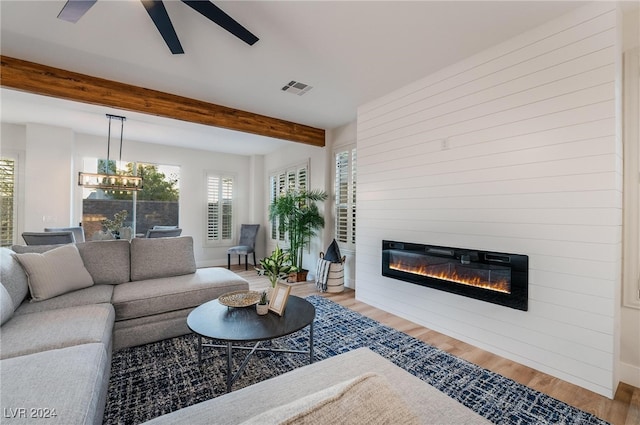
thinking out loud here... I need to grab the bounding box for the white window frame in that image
[205,171,235,247]
[333,145,356,251]
[268,160,309,243]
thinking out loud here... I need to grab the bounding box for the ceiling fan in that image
[57,0,259,54]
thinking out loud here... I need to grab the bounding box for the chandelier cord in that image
[118,117,124,164]
[106,115,112,174]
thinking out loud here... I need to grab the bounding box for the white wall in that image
[356,3,621,398]
[263,141,329,276]
[24,124,75,231]
[620,3,640,389]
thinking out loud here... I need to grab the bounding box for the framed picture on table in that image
[269,283,291,316]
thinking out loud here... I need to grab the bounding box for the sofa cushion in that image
[130,236,196,281]
[13,284,114,316]
[241,373,420,425]
[0,343,110,425]
[113,308,193,350]
[0,283,14,325]
[0,303,114,360]
[0,247,29,308]
[112,267,248,321]
[76,240,131,284]
[14,245,94,301]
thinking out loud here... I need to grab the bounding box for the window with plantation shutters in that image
[335,147,356,249]
[206,173,234,243]
[269,161,308,241]
[0,157,16,247]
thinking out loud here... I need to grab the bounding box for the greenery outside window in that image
[206,172,234,244]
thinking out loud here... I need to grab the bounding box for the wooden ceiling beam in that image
[0,56,325,147]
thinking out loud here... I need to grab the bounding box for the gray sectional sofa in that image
[0,235,488,425]
[0,236,249,425]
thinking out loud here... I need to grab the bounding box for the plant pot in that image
[92,230,115,241]
[119,226,133,241]
[256,303,269,315]
[288,269,308,283]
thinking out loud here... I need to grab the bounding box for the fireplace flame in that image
[390,261,511,294]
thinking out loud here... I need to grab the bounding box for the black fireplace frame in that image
[382,240,528,311]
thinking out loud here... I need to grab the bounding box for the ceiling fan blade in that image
[181,1,259,46]
[57,0,97,23]
[141,0,184,54]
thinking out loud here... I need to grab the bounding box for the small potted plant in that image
[256,290,269,315]
[256,245,297,288]
[103,210,128,238]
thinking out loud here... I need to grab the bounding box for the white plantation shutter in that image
[206,173,234,243]
[334,148,356,248]
[221,177,233,240]
[350,149,357,245]
[335,152,349,244]
[0,157,16,247]
[297,166,307,192]
[269,161,309,242]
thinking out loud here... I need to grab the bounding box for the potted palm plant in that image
[269,189,328,281]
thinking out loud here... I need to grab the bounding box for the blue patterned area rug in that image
[104,295,610,425]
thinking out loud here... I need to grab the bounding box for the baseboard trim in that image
[619,361,640,388]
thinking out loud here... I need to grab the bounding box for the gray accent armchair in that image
[227,224,260,270]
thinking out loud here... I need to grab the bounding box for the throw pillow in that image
[14,245,94,302]
[0,283,15,325]
[323,239,342,263]
[1,247,30,308]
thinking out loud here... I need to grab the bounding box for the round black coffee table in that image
[187,295,315,392]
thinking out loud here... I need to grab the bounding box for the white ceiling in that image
[0,0,594,155]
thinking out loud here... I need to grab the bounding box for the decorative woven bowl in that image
[218,290,262,308]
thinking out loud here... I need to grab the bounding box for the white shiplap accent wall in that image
[356,3,620,398]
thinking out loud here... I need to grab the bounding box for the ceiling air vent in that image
[282,80,313,96]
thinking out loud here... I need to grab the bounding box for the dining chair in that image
[22,231,76,245]
[44,226,85,243]
[227,224,260,270]
[145,228,183,238]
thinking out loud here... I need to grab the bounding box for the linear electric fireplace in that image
[382,240,528,311]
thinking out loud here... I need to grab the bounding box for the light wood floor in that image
[230,265,640,425]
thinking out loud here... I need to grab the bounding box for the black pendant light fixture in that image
[78,114,143,191]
